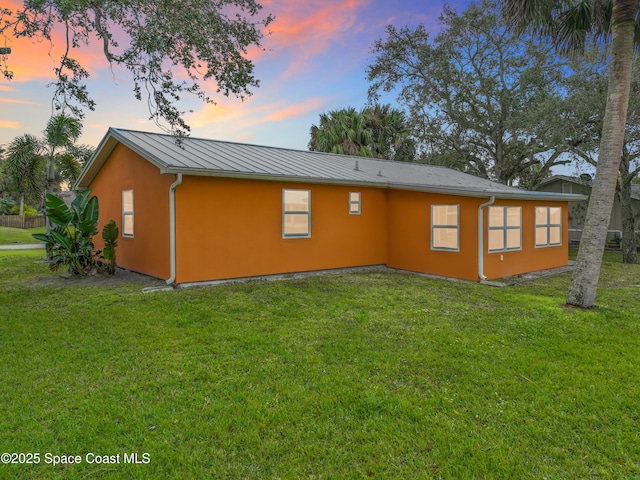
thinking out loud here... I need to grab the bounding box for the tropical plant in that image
[0,197,16,215]
[309,105,415,161]
[0,0,273,135]
[3,134,45,214]
[502,0,639,307]
[100,219,119,275]
[32,190,99,276]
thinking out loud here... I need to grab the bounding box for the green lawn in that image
[0,250,638,479]
[0,226,45,245]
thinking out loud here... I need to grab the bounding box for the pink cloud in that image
[0,97,40,105]
[260,0,371,77]
[0,120,21,129]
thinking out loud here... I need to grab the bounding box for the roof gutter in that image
[478,196,495,281]
[166,173,183,285]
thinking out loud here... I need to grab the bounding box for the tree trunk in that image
[566,0,637,308]
[618,178,638,263]
[19,195,24,216]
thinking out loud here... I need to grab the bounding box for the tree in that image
[0,0,274,136]
[564,46,640,264]
[502,0,638,307]
[2,116,91,212]
[367,0,571,186]
[309,105,415,161]
[3,134,45,215]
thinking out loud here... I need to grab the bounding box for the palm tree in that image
[309,105,415,161]
[502,0,638,308]
[4,134,45,215]
[44,114,83,196]
[309,107,375,157]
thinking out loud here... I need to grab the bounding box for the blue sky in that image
[1,0,474,151]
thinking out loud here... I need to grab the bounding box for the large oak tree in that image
[1,0,274,136]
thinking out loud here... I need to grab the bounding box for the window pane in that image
[489,207,504,227]
[506,207,520,227]
[433,228,458,250]
[506,228,521,249]
[433,205,458,226]
[349,202,360,214]
[549,207,561,225]
[349,192,360,203]
[535,227,548,246]
[489,229,504,251]
[123,190,134,212]
[535,207,547,226]
[549,226,561,245]
[284,190,309,212]
[123,213,134,236]
[283,213,309,236]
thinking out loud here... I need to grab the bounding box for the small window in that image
[488,206,521,252]
[535,206,562,247]
[122,190,134,238]
[349,192,361,214]
[431,205,459,251]
[283,189,310,238]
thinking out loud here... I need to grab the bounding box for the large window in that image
[283,189,310,238]
[349,192,361,215]
[431,205,459,251]
[122,190,134,238]
[535,206,562,247]
[488,206,521,252]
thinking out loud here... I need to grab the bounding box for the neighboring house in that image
[536,175,640,245]
[75,128,586,285]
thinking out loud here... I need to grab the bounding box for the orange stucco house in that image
[75,128,586,286]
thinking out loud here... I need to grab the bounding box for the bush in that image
[8,205,38,216]
[0,198,16,215]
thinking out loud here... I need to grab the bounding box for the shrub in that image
[8,204,37,215]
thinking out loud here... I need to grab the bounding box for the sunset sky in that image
[0,1,470,151]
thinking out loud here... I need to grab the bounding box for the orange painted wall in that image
[88,144,174,280]
[482,200,569,280]
[387,190,480,281]
[89,144,570,283]
[174,177,388,283]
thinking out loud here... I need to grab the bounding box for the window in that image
[535,206,562,247]
[488,206,521,252]
[122,190,134,238]
[431,205,459,251]
[283,189,310,238]
[349,192,361,214]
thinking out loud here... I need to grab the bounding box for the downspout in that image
[478,196,495,281]
[166,173,183,285]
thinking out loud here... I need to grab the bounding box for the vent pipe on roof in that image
[355,161,360,171]
[166,173,183,285]
[478,196,495,281]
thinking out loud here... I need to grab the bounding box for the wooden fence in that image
[0,215,46,229]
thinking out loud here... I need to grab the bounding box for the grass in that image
[0,226,45,245]
[0,250,638,479]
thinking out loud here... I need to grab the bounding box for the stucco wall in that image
[174,176,388,283]
[89,144,174,280]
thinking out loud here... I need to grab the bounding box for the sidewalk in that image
[0,243,45,250]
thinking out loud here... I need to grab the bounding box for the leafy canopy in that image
[367,0,571,186]
[0,0,274,136]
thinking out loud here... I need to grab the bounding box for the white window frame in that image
[488,206,521,253]
[431,204,460,252]
[122,189,134,238]
[535,206,562,247]
[349,192,361,215]
[282,189,311,238]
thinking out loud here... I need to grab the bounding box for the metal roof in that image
[75,128,587,201]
